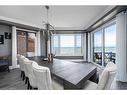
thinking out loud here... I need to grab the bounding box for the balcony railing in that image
[93,52,116,66]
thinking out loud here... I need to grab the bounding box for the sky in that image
[94,24,116,47]
[60,35,74,47]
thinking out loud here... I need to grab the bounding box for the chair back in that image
[97,62,117,90]
[19,55,26,71]
[23,58,30,77]
[25,60,37,88]
[104,62,117,89]
[32,63,52,90]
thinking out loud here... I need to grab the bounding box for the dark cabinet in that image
[0,56,10,72]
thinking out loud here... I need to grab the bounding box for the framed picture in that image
[5,32,11,39]
[0,35,4,44]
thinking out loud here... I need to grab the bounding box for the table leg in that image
[89,71,99,84]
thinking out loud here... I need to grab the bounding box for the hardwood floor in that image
[111,78,127,90]
[0,68,27,90]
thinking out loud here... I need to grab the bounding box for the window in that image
[104,24,116,66]
[92,22,116,67]
[27,33,36,57]
[52,34,82,56]
[75,34,82,56]
[53,35,59,55]
[60,35,75,56]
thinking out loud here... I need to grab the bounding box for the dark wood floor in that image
[111,78,127,90]
[0,68,27,90]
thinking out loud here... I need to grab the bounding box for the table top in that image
[28,56,97,87]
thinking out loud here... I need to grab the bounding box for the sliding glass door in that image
[93,30,103,66]
[92,22,116,67]
[104,24,116,66]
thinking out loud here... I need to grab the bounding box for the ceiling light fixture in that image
[43,6,55,57]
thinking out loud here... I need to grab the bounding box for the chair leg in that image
[28,84,32,90]
[23,72,25,81]
[30,86,32,90]
[27,79,36,90]
[33,88,38,90]
[27,80,30,90]
[25,77,28,84]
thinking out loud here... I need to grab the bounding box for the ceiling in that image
[0,5,115,30]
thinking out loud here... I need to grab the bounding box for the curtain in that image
[116,11,127,82]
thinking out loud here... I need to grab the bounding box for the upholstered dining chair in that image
[23,57,31,84]
[32,62,63,90]
[83,62,117,90]
[25,61,38,89]
[18,55,26,80]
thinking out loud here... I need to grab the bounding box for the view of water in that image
[94,47,116,53]
[53,47,116,56]
[53,47,82,56]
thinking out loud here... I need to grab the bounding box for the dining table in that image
[28,56,98,89]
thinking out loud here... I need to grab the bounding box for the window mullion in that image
[58,35,60,55]
[102,28,105,67]
[74,35,76,56]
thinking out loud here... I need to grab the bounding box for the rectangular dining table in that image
[28,56,98,89]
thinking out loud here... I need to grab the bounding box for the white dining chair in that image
[23,57,30,84]
[32,62,63,90]
[25,61,38,89]
[18,55,26,80]
[83,62,117,90]
[17,54,22,77]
